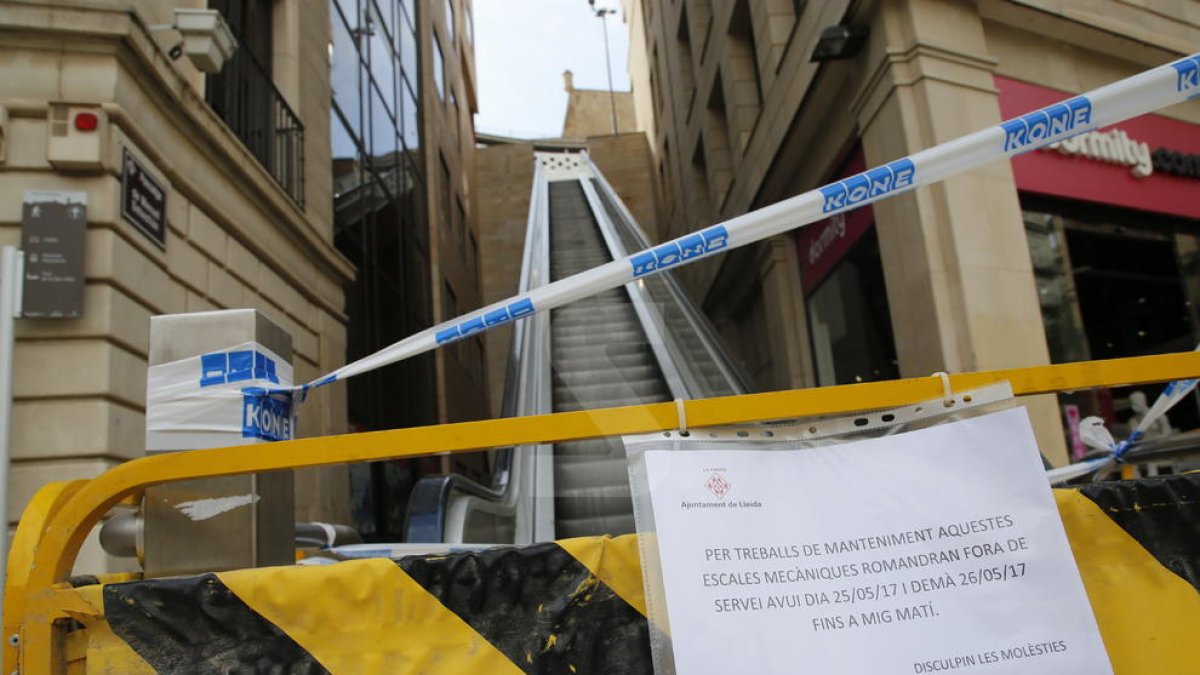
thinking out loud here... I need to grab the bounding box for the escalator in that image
[549,180,671,538]
[405,151,751,544]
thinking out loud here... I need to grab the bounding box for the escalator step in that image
[552,342,661,361]
[555,514,637,539]
[553,437,625,460]
[555,484,633,519]
[554,458,630,488]
[554,379,667,402]
[554,364,661,386]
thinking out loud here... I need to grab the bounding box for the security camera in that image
[173,8,238,73]
[168,42,184,60]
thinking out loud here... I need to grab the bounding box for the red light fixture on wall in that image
[73,112,99,132]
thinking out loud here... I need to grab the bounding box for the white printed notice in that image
[641,408,1111,674]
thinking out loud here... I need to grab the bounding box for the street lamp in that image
[588,0,619,135]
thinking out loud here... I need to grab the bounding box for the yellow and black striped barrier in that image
[9,353,1200,673]
[58,473,1199,674]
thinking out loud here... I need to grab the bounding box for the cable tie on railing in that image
[675,398,689,437]
[932,372,953,406]
[1111,429,1144,463]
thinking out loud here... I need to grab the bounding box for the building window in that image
[401,77,420,152]
[401,0,415,29]
[331,0,432,540]
[205,0,305,205]
[445,0,455,44]
[806,228,898,387]
[331,4,362,144]
[1023,197,1200,443]
[367,3,395,117]
[465,3,474,43]
[398,5,418,79]
[434,33,446,99]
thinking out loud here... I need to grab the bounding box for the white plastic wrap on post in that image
[145,341,295,452]
[285,53,1200,395]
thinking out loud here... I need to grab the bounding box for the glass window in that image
[401,0,416,31]
[372,0,394,44]
[334,0,436,538]
[400,76,420,153]
[335,0,358,25]
[445,0,455,44]
[1024,211,1089,364]
[368,15,395,115]
[331,107,358,162]
[369,83,397,166]
[465,3,474,43]
[398,19,418,83]
[807,228,898,387]
[330,108,362,204]
[330,6,362,139]
[433,35,445,99]
[1022,199,1200,446]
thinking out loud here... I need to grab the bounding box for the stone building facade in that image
[561,70,638,139]
[0,0,488,564]
[624,0,1200,465]
[0,0,353,568]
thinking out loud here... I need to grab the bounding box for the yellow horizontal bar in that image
[23,351,1200,592]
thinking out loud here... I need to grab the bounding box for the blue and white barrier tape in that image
[1047,350,1200,483]
[294,53,1200,396]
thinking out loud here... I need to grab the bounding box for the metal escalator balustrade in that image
[405,150,753,545]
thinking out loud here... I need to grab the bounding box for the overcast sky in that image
[473,0,631,138]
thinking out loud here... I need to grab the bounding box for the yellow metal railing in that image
[6,350,1200,672]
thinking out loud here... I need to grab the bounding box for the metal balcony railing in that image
[206,43,306,207]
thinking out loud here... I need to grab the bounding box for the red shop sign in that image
[797,148,875,293]
[997,76,1200,220]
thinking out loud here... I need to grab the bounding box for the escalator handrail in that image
[402,472,506,542]
[578,177,695,399]
[584,153,756,395]
[404,155,556,543]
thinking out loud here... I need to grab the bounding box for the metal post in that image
[0,245,24,607]
[599,9,618,134]
[142,309,295,577]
